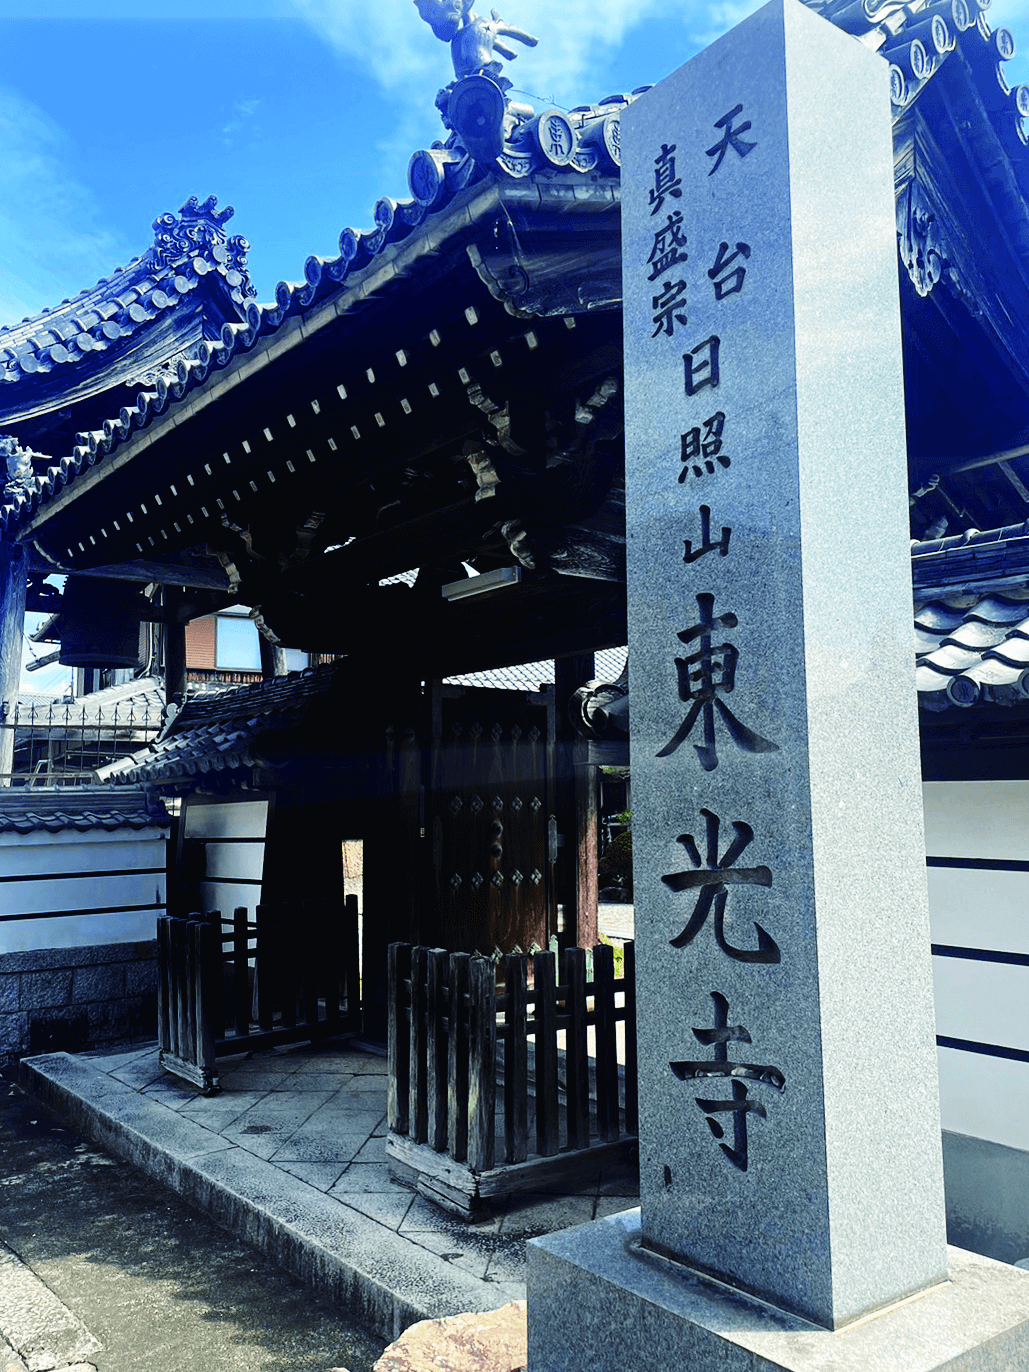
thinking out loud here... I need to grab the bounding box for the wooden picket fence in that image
[386,941,637,1216]
[157,896,361,1093]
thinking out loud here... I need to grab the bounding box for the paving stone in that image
[342,1191,417,1230]
[180,1090,271,1119]
[594,1195,638,1220]
[400,1196,503,1236]
[140,1080,199,1110]
[270,1131,372,1163]
[499,1194,595,1239]
[341,1075,390,1094]
[277,1071,352,1092]
[331,1163,399,1194]
[276,1159,350,1191]
[20,1044,640,1348]
[351,1136,387,1164]
[215,1070,294,1092]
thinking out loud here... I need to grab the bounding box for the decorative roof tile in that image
[915,587,1029,706]
[0,197,254,402]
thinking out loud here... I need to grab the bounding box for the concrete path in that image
[20,1041,638,1345]
[0,1073,387,1372]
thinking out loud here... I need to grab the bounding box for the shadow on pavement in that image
[0,1072,386,1372]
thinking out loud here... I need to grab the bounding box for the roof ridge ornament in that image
[415,1,538,165]
[1,434,42,498]
[146,196,255,305]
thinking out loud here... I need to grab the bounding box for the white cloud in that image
[681,0,764,50]
[0,88,134,328]
[222,97,262,147]
[293,0,681,109]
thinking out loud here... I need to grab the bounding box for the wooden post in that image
[157,916,171,1053]
[563,946,590,1149]
[163,588,187,705]
[387,943,411,1134]
[256,904,275,1032]
[623,939,638,1137]
[575,747,599,950]
[553,656,595,946]
[195,920,217,1084]
[533,949,560,1157]
[504,953,529,1164]
[232,907,250,1035]
[427,948,449,1151]
[447,952,470,1161]
[467,955,496,1172]
[259,635,288,678]
[0,539,27,786]
[409,945,429,1144]
[593,942,619,1143]
[343,892,360,1025]
[363,688,423,1043]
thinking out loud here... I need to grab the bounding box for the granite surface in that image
[20,1043,637,1343]
[527,1209,1029,1372]
[618,0,946,1330]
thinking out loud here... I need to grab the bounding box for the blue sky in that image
[5,0,1029,694]
[0,0,768,322]
[4,0,1027,323]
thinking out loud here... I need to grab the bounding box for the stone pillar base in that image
[527,1209,1029,1371]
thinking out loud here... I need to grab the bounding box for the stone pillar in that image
[527,1,1029,1365]
[622,0,946,1328]
[0,539,27,786]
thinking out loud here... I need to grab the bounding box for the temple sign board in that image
[531,7,1029,1368]
[621,0,947,1332]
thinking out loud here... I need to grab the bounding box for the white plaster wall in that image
[0,827,168,954]
[923,781,1029,1153]
[183,797,266,920]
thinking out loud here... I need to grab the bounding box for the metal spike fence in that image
[0,696,162,784]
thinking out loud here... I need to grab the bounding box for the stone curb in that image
[20,1053,515,1342]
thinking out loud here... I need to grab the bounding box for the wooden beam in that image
[26,548,231,590]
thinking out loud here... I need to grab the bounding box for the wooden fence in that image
[157,895,361,1093]
[386,941,637,1216]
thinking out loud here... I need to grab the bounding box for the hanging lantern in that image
[58,577,144,668]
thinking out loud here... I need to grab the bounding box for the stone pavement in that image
[20,1041,638,1345]
[0,1073,388,1372]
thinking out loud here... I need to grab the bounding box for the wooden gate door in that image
[429,683,553,954]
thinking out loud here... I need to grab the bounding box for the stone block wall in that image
[0,941,157,1065]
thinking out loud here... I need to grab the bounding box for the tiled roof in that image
[814,0,1028,133]
[0,197,253,417]
[911,519,1029,592]
[100,651,631,786]
[0,95,631,538]
[99,660,347,785]
[915,590,1029,707]
[6,0,1022,540]
[0,786,170,835]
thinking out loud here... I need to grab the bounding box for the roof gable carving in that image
[0,197,256,427]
